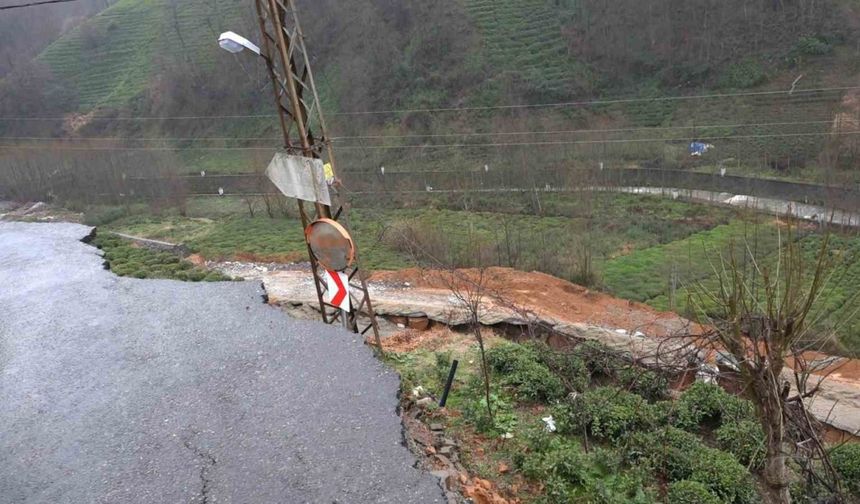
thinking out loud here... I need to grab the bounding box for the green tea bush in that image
[715,420,765,469]
[628,427,704,480]
[486,342,566,402]
[572,340,625,379]
[520,437,589,489]
[618,366,668,401]
[673,382,726,429]
[518,435,657,504]
[532,343,590,392]
[689,449,758,504]
[831,443,860,496]
[559,386,658,441]
[667,480,721,504]
[629,426,757,503]
[674,382,756,430]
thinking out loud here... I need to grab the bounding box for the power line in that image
[1,129,857,151]
[0,85,855,121]
[331,130,860,150]
[328,86,860,116]
[0,0,79,11]
[0,119,837,143]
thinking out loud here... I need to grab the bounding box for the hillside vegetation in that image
[2,0,859,183]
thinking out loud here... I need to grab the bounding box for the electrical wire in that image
[0,119,837,142]
[0,85,855,121]
[0,0,79,11]
[1,129,857,151]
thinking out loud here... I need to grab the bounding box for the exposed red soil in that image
[371,267,703,338]
[371,267,860,384]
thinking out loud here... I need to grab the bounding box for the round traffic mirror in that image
[305,218,355,272]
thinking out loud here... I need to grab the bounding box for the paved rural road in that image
[0,222,444,504]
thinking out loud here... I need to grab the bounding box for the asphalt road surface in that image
[0,222,444,504]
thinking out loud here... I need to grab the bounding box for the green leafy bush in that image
[628,427,705,480]
[486,343,566,402]
[532,343,590,392]
[831,443,860,496]
[618,366,668,401]
[572,340,625,379]
[518,435,657,504]
[667,480,722,504]
[674,382,732,430]
[462,384,518,435]
[628,427,757,503]
[521,437,589,488]
[715,420,765,469]
[795,36,832,56]
[92,233,232,282]
[559,386,658,441]
[689,449,758,504]
[720,59,766,89]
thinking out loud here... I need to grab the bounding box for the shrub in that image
[673,382,730,430]
[720,59,766,89]
[795,36,832,56]
[186,271,207,282]
[572,340,624,379]
[532,343,590,392]
[667,480,721,504]
[462,386,518,435]
[831,443,860,496]
[486,343,566,402]
[689,449,758,504]
[716,420,765,469]
[520,437,589,487]
[618,366,668,401]
[561,386,657,441]
[628,427,705,481]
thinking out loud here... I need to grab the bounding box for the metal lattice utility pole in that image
[254,0,382,350]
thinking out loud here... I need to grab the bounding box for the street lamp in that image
[218,31,261,56]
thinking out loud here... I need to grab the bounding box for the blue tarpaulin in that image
[689,141,714,157]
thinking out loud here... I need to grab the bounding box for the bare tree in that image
[442,268,494,424]
[689,223,844,504]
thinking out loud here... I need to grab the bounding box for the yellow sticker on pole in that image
[323,162,334,183]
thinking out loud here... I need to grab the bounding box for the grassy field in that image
[100,192,738,274]
[602,220,786,305]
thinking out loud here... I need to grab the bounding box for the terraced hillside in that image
[465,0,589,100]
[39,0,248,110]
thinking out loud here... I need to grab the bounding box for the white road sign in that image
[324,270,350,311]
[265,152,331,205]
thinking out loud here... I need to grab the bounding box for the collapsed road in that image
[0,222,444,504]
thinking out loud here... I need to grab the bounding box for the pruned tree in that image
[689,223,847,504]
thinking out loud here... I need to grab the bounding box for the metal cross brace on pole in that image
[254,0,382,350]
